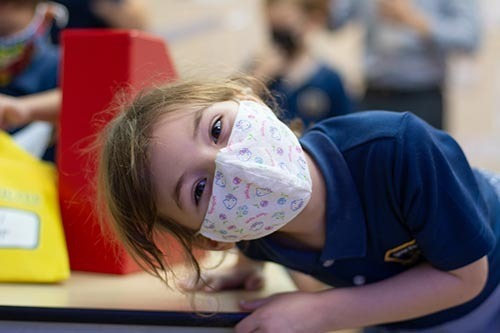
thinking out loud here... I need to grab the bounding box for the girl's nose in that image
[198,147,219,178]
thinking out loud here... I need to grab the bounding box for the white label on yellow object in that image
[0,208,39,249]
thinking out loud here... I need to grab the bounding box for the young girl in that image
[96,76,500,333]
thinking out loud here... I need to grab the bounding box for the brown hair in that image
[96,76,275,286]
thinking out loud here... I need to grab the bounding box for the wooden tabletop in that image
[0,253,296,328]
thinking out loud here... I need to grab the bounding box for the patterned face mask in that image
[198,100,312,242]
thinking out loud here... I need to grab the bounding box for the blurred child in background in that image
[50,0,149,44]
[0,0,65,161]
[328,0,481,130]
[249,0,353,133]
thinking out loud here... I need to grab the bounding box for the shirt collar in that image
[300,130,367,262]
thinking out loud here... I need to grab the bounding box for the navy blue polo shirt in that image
[269,63,352,128]
[237,111,499,330]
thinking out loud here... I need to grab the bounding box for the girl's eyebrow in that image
[192,107,206,139]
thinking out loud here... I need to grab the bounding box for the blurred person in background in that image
[329,0,481,130]
[0,0,63,161]
[50,0,149,44]
[249,0,353,134]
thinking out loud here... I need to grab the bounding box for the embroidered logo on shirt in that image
[384,239,421,265]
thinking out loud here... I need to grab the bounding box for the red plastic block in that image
[58,29,177,274]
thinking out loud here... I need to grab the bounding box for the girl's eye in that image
[194,179,207,205]
[211,118,222,143]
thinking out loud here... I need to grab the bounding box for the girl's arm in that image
[236,256,488,332]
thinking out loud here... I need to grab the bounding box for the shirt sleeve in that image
[427,0,481,53]
[394,113,495,271]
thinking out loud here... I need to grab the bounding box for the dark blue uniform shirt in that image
[237,111,499,330]
[269,63,352,128]
[1,37,59,162]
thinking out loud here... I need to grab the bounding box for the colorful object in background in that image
[0,130,69,282]
[58,29,177,274]
[0,2,66,86]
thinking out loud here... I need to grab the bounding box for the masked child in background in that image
[0,0,66,160]
[96,77,500,333]
[248,0,352,133]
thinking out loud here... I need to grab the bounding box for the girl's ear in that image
[196,236,235,251]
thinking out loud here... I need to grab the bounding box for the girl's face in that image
[150,100,239,231]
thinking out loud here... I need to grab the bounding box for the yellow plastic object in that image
[0,131,69,282]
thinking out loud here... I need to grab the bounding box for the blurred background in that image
[144,0,500,171]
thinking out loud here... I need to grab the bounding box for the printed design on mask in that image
[214,171,226,187]
[222,194,237,210]
[256,188,272,197]
[244,213,267,225]
[199,100,312,242]
[279,162,290,172]
[202,219,215,229]
[226,224,242,232]
[236,205,248,218]
[275,146,284,156]
[235,119,251,131]
[207,195,217,215]
[290,199,305,212]
[270,127,281,140]
[250,221,264,231]
[237,148,252,161]
[272,211,285,220]
[264,148,276,166]
[297,157,307,170]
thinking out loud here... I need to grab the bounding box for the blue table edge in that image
[0,306,247,327]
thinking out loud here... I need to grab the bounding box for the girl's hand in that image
[236,291,325,333]
[180,251,266,292]
[180,264,265,292]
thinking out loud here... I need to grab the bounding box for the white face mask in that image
[198,100,312,242]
